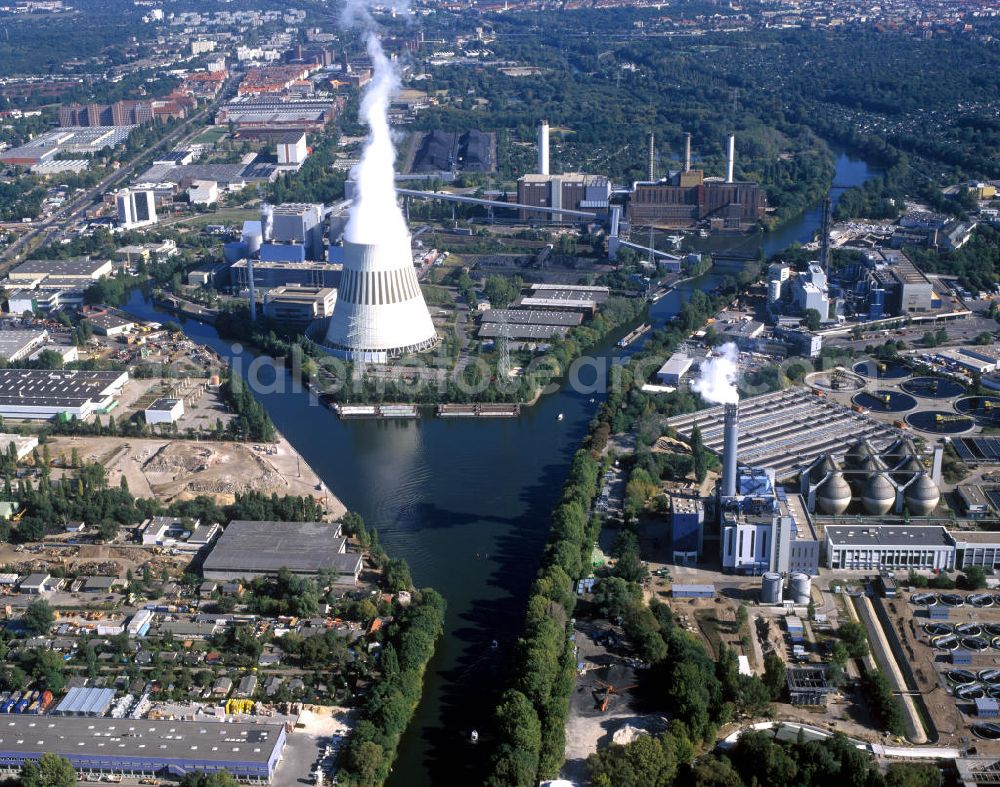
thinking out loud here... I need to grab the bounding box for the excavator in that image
[593,679,637,713]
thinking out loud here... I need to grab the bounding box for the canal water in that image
[123,145,880,785]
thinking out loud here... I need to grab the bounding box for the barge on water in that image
[617,323,651,348]
[334,404,420,419]
[437,403,520,418]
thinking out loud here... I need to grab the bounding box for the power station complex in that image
[665,389,1000,582]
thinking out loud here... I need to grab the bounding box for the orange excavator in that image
[593,680,637,712]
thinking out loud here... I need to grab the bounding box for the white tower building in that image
[117,189,158,229]
[323,234,437,362]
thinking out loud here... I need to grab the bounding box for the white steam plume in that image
[692,342,740,404]
[341,2,409,244]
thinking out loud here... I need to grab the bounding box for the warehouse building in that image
[7,258,113,282]
[0,329,48,362]
[0,716,286,781]
[518,284,610,313]
[262,285,336,326]
[824,525,955,571]
[53,687,116,716]
[202,520,363,584]
[144,398,184,425]
[657,353,693,386]
[0,369,128,420]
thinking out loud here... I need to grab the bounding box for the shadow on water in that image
[118,141,883,786]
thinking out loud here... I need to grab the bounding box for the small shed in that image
[977,697,1000,718]
[671,584,715,599]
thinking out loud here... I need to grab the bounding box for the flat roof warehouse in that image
[0,369,128,420]
[0,716,285,781]
[202,520,362,582]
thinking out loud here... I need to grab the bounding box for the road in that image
[0,75,239,269]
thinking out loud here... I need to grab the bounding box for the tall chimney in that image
[538,120,549,176]
[648,132,655,181]
[722,403,739,497]
[820,195,832,276]
[684,132,692,173]
[246,256,257,322]
[726,134,735,183]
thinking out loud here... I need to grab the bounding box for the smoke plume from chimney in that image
[693,342,740,404]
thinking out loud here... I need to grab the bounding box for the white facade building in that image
[116,189,158,229]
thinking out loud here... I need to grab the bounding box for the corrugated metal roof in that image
[54,687,115,715]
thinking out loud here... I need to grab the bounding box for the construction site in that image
[43,434,343,514]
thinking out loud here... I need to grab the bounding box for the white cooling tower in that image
[323,236,437,360]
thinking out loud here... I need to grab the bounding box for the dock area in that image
[437,403,521,418]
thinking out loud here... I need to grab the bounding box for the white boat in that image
[470,730,479,744]
[557,413,564,421]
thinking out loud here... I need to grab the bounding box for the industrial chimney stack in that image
[684,133,692,173]
[538,120,550,176]
[648,132,655,181]
[726,135,735,183]
[722,403,739,497]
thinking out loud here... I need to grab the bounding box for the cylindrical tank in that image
[848,455,884,494]
[761,572,782,604]
[788,573,812,605]
[883,437,917,466]
[863,472,897,515]
[905,473,941,516]
[816,472,852,515]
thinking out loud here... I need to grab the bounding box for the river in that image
[123,144,880,785]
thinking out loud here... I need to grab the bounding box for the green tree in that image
[837,621,869,658]
[690,423,707,483]
[20,753,76,787]
[593,576,641,621]
[22,598,54,635]
[384,558,413,592]
[959,566,987,590]
[762,651,787,700]
[802,308,822,331]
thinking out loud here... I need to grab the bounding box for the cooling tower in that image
[324,236,437,359]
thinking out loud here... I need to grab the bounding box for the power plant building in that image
[268,203,325,260]
[516,173,610,221]
[670,496,704,564]
[628,173,766,230]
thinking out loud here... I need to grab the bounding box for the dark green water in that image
[123,146,880,785]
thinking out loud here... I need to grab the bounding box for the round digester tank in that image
[761,572,783,605]
[816,472,852,515]
[863,472,897,515]
[788,572,812,605]
[904,473,941,516]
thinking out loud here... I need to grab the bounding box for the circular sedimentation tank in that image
[853,360,911,380]
[924,623,952,636]
[935,635,959,650]
[963,638,990,652]
[973,724,1000,740]
[940,594,965,607]
[862,472,896,515]
[816,472,852,515]
[852,390,918,413]
[905,411,975,434]
[970,594,995,608]
[979,669,1000,684]
[955,396,1000,428]
[902,376,967,399]
[986,624,1000,637]
[949,669,978,684]
[912,593,938,606]
[958,623,984,637]
[957,683,987,698]
[988,686,1000,699]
